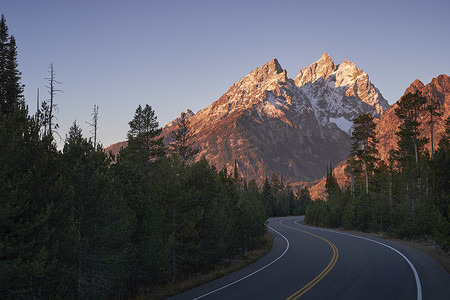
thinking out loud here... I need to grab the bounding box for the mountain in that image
[376,74,450,161]
[106,53,389,186]
[162,109,194,129]
[166,53,388,186]
[310,74,450,199]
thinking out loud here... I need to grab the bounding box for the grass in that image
[135,232,273,300]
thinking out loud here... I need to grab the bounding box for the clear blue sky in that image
[2,0,449,148]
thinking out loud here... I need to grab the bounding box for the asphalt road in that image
[169,216,450,300]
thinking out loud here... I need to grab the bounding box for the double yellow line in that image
[279,220,339,300]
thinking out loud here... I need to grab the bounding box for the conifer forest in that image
[0,15,298,299]
[1,13,449,299]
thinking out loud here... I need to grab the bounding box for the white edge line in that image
[294,220,422,300]
[192,225,290,300]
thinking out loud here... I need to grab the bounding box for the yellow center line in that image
[279,220,339,300]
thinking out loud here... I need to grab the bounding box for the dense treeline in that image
[260,174,312,217]
[0,15,270,299]
[306,94,450,251]
[0,104,269,298]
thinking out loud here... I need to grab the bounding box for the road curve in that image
[169,216,450,300]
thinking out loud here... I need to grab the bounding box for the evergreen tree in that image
[325,163,339,197]
[433,116,450,218]
[394,91,428,165]
[4,36,24,105]
[296,187,312,215]
[114,106,169,290]
[348,113,378,194]
[0,105,60,298]
[426,94,442,159]
[62,122,134,299]
[262,177,274,216]
[127,104,165,164]
[237,187,266,251]
[0,14,9,113]
[170,112,199,163]
[0,15,24,115]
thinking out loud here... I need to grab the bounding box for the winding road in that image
[169,216,450,299]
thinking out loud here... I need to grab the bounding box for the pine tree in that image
[4,36,24,106]
[426,94,442,159]
[114,106,169,290]
[62,122,134,298]
[0,15,24,115]
[170,112,199,163]
[0,105,60,298]
[391,92,428,232]
[262,177,274,216]
[348,113,378,194]
[394,91,428,165]
[127,104,165,165]
[0,14,9,113]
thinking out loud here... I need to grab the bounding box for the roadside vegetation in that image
[0,15,271,299]
[305,96,450,253]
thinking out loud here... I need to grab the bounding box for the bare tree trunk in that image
[45,64,62,136]
[35,88,39,121]
[389,171,392,224]
[77,221,81,300]
[48,64,54,135]
[87,105,99,150]
[364,161,369,194]
[171,204,176,282]
[414,142,418,165]
[430,113,434,160]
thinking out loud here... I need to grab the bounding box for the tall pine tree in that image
[126,104,165,165]
[348,113,378,194]
[170,112,199,164]
[62,122,134,299]
[0,105,60,298]
[0,15,24,115]
[394,91,428,165]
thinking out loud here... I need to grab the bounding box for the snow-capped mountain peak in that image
[295,52,336,87]
[295,54,389,121]
[163,54,390,184]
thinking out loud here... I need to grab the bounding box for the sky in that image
[2,0,450,148]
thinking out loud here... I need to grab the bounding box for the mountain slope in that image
[106,54,389,186]
[376,74,450,161]
[173,54,388,185]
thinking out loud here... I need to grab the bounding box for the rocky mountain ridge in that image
[376,74,450,162]
[181,53,388,185]
[107,53,390,187]
[162,109,194,129]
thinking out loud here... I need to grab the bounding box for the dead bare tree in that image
[45,63,62,136]
[86,104,99,150]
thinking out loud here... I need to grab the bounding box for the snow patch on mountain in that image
[293,53,389,130]
[329,117,353,134]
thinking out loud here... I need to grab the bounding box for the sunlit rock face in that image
[107,54,393,187]
[165,54,389,186]
[376,74,450,162]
